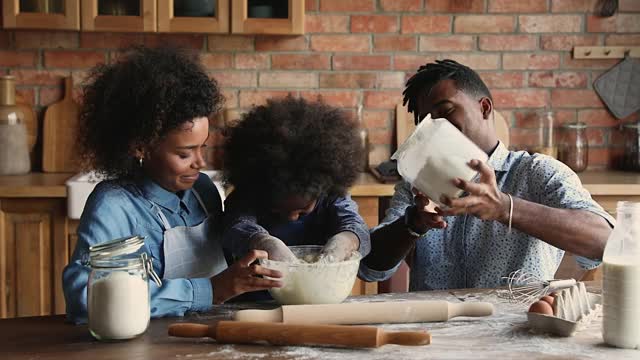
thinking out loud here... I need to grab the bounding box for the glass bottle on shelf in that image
[620,122,640,172]
[357,105,369,172]
[558,122,588,173]
[0,75,31,175]
[529,111,557,158]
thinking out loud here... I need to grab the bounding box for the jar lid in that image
[89,237,162,287]
[89,235,145,261]
[562,122,587,129]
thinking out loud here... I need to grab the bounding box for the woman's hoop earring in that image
[138,157,143,167]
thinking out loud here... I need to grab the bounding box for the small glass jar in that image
[87,236,161,341]
[529,111,557,158]
[558,122,588,173]
[620,122,640,172]
[0,75,30,175]
[357,105,369,172]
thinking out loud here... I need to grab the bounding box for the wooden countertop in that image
[1,284,637,359]
[1,170,640,198]
[0,172,71,198]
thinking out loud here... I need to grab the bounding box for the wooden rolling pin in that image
[234,300,494,324]
[168,321,431,348]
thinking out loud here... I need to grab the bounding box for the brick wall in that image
[1,0,639,170]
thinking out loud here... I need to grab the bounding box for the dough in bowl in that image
[260,245,361,305]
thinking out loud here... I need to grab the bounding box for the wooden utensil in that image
[494,110,510,148]
[234,300,494,324]
[168,321,431,348]
[42,76,81,172]
[395,103,416,150]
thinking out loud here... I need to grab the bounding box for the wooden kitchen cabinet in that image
[157,0,229,33]
[2,0,80,30]
[231,0,304,35]
[0,198,75,318]
[81,0,156,32]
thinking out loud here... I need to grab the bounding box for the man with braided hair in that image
[360,59,614,290]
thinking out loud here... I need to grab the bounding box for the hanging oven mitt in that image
[593,56,640,119]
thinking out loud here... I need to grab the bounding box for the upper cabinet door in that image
[2,0,80,30]
[157,0,229,33]
[81,0,156,32]
[232,0,304,35]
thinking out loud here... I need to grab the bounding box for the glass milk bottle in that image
[602,202,640,349]
[87,235,161,341]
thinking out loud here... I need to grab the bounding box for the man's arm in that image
[362,183,446,272]
[509,198,610,259]
[440,159,612,260]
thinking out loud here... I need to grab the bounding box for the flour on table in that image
[179,290,639,360]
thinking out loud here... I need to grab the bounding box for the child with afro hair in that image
[222,96,371,266]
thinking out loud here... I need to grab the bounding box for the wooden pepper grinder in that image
[0,75,30,175]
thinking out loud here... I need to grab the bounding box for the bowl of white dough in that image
[260,245,362,305]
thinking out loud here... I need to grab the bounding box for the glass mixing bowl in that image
[259,245,362,305]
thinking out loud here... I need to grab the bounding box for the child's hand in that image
[249,233,299,262]
[319,231,359,262]
[210,250,283,304]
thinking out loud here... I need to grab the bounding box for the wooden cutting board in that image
[42,77,81,172]
[395,103,416,151]
[395,104,510,149]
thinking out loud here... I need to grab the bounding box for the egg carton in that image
[527,282,602,337]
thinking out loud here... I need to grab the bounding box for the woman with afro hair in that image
[222,96,371,270]
[63,46,282,324]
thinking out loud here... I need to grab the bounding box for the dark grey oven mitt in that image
[594,56,640,119]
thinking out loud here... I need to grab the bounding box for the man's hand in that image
[439,159,510,222]
[319,231,359,262]
[408,191,447,234]
[210,250,283,304]
[249,233,299,262]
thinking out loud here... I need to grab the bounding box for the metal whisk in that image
[498,269,577,304]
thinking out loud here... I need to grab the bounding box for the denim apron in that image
[154,189,227,279]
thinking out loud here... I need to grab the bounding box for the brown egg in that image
[528,300,554,315]
[540,295,555,306]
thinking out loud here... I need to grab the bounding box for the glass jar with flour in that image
[87,235,162,341]
[602,202,640,349]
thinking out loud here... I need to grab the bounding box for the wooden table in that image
[1,284,637,360]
